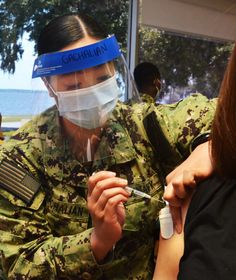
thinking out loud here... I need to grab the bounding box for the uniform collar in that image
[140,93,155,103]
[92,114,137,168]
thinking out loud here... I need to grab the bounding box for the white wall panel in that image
[142,0,236,41]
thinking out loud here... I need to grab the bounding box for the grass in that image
[2,115,31,122]
[3,131,15,138]
[1,116,31,139]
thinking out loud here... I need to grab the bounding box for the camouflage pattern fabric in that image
[0,93,216,279]
[140,93,156,104]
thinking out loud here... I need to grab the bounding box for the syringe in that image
[125,186,151,199]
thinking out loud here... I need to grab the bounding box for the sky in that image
[0,34,36,90]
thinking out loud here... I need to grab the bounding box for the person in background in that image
[0,13,216,279]
[133,62,161,103]
[154,43,236,280]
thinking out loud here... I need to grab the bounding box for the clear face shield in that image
[32,35,141,163]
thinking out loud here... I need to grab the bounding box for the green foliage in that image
[0,0,129,73]
[138,26,233,97]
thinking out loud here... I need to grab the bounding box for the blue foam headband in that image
[32,35,121,78]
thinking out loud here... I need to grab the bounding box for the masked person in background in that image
[133,62,162,104]
[0,13,215,279]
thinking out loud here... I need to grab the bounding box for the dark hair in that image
[37,13,108,55]
[133,62,161,92]
[211,44,236,178]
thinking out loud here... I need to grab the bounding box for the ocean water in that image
[0,89,55,116]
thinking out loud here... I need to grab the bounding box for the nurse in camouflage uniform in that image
[0,14,216,279]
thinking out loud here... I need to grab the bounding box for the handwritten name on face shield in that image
[32,35,121,79]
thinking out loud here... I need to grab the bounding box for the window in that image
[134,0,234,103]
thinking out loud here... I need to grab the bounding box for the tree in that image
[138,26,233,98]
[0,0,129,73]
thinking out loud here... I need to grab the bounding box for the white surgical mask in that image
[55,75,120,129]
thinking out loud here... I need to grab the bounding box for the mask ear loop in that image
[42,77,57,97]
[154,79,161,92]
[153,78,162,99]
[42,77,60,109]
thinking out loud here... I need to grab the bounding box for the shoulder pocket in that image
[143,111,183,175]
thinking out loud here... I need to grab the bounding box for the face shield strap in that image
[119,54,141,102]
[32,35,121,78]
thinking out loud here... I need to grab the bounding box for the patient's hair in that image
[211,44,236,178]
